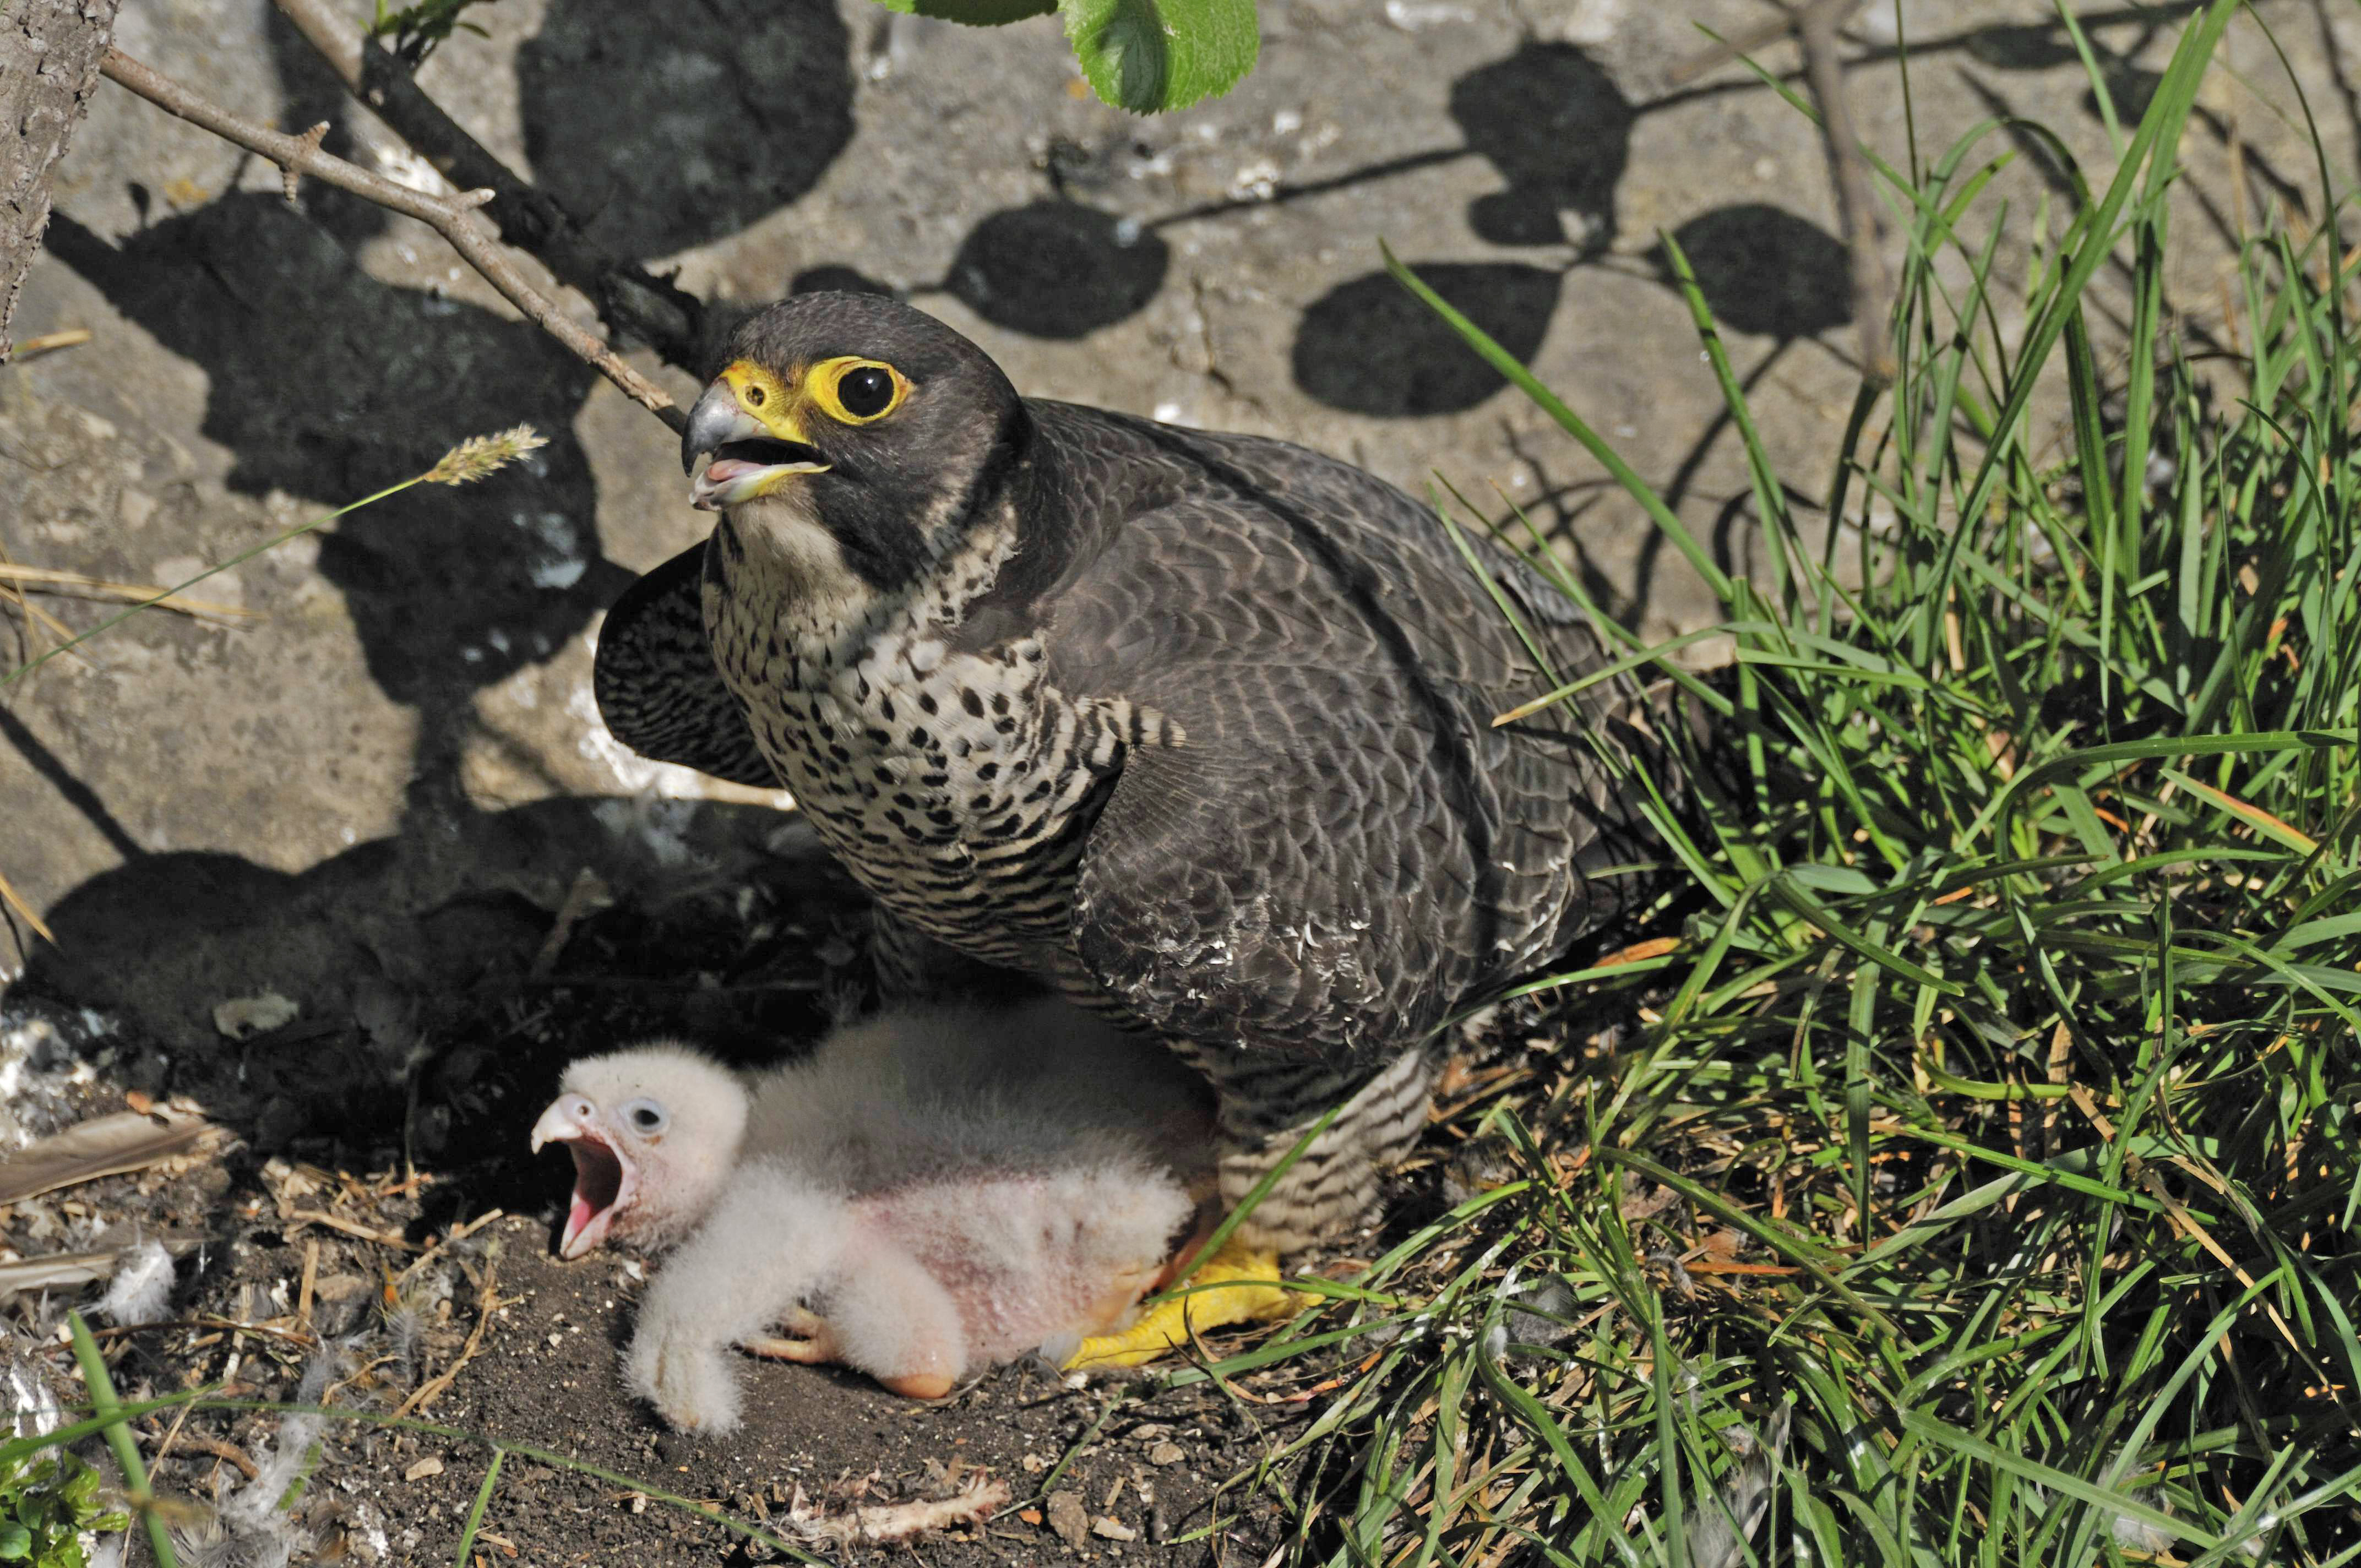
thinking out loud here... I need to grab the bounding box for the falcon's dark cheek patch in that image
[825,507,933,594]
[802,475,937,595]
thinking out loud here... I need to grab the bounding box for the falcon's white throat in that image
[718,485,874,630]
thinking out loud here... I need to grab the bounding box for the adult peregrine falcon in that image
[594,293,1664,1358]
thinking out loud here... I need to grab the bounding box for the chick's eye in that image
[836,366,895,419]
[622,1098,668,1135]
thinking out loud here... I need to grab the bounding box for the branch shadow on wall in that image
[945,199,1171,341]
[515,0,855,262]
[1291,41,1634,418]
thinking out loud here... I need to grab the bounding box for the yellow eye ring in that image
[806,356,910,426]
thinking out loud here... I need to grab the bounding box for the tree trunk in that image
[0,0,121,362]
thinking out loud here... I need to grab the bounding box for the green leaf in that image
[1058,0,1258,113]
[869,0,1058,25]
[0,1522,29,1561]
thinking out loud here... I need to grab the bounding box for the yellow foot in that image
[1063,1237,1307,1372]
[743,1305,836,1364]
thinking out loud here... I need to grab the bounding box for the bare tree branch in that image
[270,0,710,378]
[1,0,123,361]
[97,47,684,428]
[1664,2,1841,88]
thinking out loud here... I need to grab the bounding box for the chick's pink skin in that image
[556,1003,1214,1421]
[628,1157,1192,1424]
[529,1044,749,1259]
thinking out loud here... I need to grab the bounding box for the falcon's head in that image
[529,1044,749,1259]
[680,293,1027,597]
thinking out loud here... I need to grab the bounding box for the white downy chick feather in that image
[590,996,1208,1430]
[99,1238,175,1325]
[739,995,1215,1194]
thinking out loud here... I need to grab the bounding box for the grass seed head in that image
[423,423,548,486]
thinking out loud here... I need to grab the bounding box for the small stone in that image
[1044,1490,1089,1551]
[1128,1423,1169,1443]
[404,1457,443,1482]
[253,1098,303,1149]
[1148,1441,1185,1467]
[1019,1452,1047,1473]
[1094,1516,1139,1542]
[213,992,298,1039]
[153,556,242,610]
[312,1273,370,1303]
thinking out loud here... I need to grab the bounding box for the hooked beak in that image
[529,1098,581,1155]
[681,374,830,511]
[531,1097,636,1260]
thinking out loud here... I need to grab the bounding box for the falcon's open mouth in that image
[682,374,831,510]
[556,1136,633,1259]
[691,438,831,511]
[530,1098,640,1259]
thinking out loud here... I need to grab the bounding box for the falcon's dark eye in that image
[808,356,909,425]
[621,1098,668,1135]
[837,366,895,418]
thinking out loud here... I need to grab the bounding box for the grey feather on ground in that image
[1683,1399,1792,1568]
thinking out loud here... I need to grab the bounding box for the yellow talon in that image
[1064,1237,1307,1371]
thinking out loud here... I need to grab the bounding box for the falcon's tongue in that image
[564,1189,601,1253]
[690,440,830,511]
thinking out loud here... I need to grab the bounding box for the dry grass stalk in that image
[0,563,260,619]
[9,328,93,359]
[391,1253,504,1419]
[0,863,55,945]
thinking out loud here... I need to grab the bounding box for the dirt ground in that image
[3,0,2358,1562]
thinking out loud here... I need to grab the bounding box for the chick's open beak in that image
[681,371,830,511]
[530,1096,637,1260]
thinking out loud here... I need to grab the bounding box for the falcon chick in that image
[627,1154,1189,1425]
[530,1041,746,1259]
[531,998,1212,1421]
[595,293,1668,1360]
[530,995,1215,1258]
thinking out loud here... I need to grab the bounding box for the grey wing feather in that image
[1041,413,1657,1065]
[592,541,781,790]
